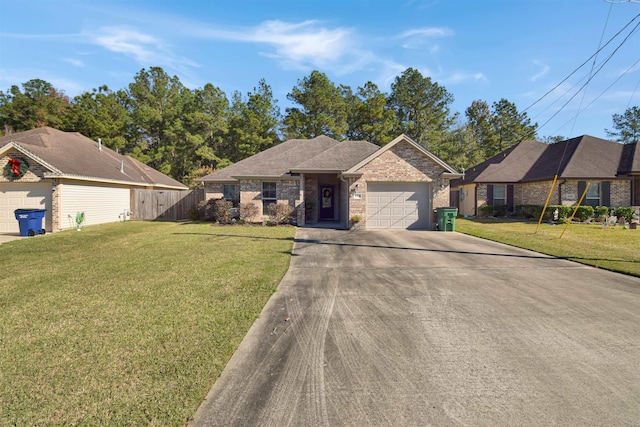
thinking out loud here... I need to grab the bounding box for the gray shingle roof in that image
[293,140,380,171]
[199,136,379,182]
[0,127,187,189]
[453,135,639,185]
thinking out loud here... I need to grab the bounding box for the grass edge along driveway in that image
[0,221,295,426]
[455,218,640,277]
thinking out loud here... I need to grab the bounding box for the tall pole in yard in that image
[559,182,590,239]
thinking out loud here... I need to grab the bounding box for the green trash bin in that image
[436,207,458,232]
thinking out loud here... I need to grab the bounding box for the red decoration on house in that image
[8,157,21,175]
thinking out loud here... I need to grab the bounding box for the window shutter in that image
[577,181,586,199]
[487,185,494,205]
[507,184,514,212]
[602,181,610,207]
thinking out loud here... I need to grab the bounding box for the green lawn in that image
[455,218,640,277]
[0,221,295,426]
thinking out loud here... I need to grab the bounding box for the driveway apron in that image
[191,228,640,426]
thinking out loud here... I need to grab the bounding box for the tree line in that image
[1,66,637,186]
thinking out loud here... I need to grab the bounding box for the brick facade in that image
[203,138,456,230]
[350,140,451,229]
[237,179,301,222]
[470,178,633,216]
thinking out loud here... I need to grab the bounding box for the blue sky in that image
[0,0,638,140]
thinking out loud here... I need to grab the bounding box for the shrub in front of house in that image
[198,198,218,220]
[595,206,609,220]
[572,205,594,222]
[614,206,635,222]
[493,204,509,217]
[239,203,260,223]
[213,199,233,224]
[478,205,493,218]
[516,205,544,220]
[268,203,295,225]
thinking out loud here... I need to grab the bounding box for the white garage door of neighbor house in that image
[367,182,431,229]
[0,183,52,234]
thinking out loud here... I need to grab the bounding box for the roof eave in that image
[198,177,239,183]
[1,141,61,174]
[290,168,344,174]
[43,173,187,189]
[229,174,301,181]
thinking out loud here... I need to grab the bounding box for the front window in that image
[492,185,506,205]
[262,182,277,214]
[223,184,236,200]
[585,182,601,207]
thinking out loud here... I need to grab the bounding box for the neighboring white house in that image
[0,127,187,234]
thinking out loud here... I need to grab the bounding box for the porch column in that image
[297,174,305,226]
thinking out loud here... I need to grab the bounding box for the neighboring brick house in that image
[451,135,640,217]
[0,127,187,234]
[199,134,461,230]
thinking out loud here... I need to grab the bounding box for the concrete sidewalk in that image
[0,233,23,244]
[191,228,640,426]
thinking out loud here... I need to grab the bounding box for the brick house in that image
[451,135,640,216]
[199,134,461,230]
[0,127,187,234]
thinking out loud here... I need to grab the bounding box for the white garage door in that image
[0,183,52,233]
[367,182,431,229]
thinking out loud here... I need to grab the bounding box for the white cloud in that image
[399,27,454,50]
[199,20,356,70]
[89,26,199,74]
[441,72,486,84]
[63,58,85,67]
[400,28,454,39]
[530,61,550,82]
[92,26,163,63]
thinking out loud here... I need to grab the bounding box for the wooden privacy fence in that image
[132,188,205,221]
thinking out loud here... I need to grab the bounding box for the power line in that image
[550,56,640,136]
[568,1,614,138]
[626,76,640,109]
[537,19,640,132]
[522,12,640,114]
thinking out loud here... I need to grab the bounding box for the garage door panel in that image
[0,183,52,233]
[367,183,431,230]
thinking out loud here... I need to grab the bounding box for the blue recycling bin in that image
[14,209,46,237]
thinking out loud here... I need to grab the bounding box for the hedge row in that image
[480,204,638,223]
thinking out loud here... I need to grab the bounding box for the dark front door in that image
[319,185,335,220]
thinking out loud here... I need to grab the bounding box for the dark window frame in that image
[222,184,236,201]
[262,182,277,215]
[492,184,507,206]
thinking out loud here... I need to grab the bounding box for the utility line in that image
[522,12,640,114]
[568,1,614,138]
[537,19,640,133]
[550,56,640,136]
[627,77,640,109]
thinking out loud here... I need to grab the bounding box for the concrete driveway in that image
[191,228,640,426]
[0,233,22,244]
